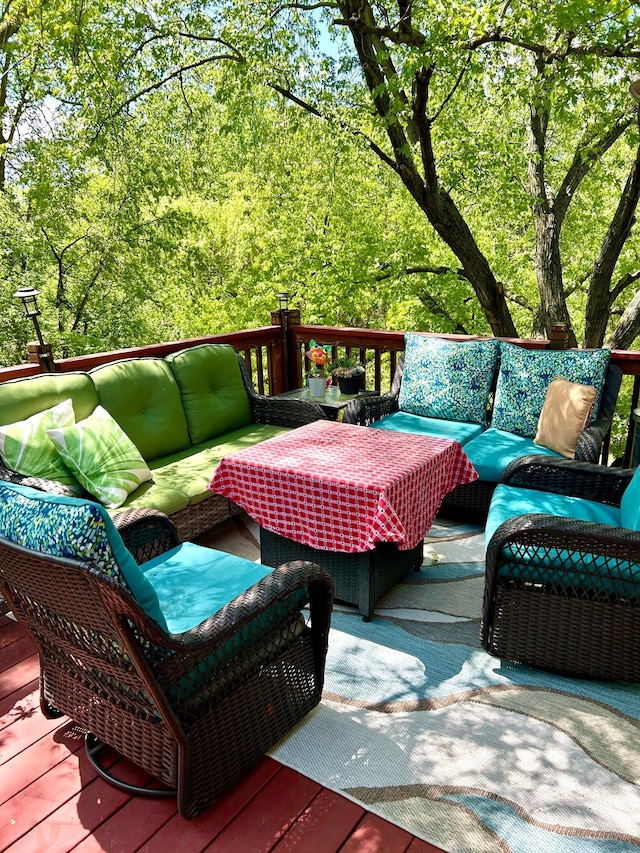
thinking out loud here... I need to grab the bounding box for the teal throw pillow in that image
[491,342,610,438]
[398,334,499,426]
[0,481,165,626]
[47,405,152,509]
[0,398,81,491]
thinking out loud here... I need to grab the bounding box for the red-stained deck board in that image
[0,613,449,853]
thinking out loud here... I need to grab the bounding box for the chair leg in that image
[84,733,176,799]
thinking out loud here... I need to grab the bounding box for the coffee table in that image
[208,420,477,619]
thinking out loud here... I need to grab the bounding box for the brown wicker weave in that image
[343,354,622,518]
[0,510,333,818]
[482,459,640,680]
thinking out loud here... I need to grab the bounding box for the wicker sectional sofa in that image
[0,343,326,541]
[344,334,622,516]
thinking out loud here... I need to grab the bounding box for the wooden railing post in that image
[269,294,300,393]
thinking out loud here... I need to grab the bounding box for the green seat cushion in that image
[112,481,191,516]
[491,342,610,438]
[371,411,483,445]
[486,483,621,545]
[0,481,165,628]
[166,344,252,444]
[0,398,82,491]
[619,467,640,530]
[141,542,275,633]
[0,371,99,426]
[486,484,638,602]
[147,424,290,504]
[464,428,562,482]
[398,334,499,426]
[90,358,190,461]
[47,405,153,509]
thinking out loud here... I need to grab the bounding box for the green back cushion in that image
[398,334,499,426]
[491,342,610,438]
[0,398,82,490]
[0,371,98,425]
[165,344,252,444]
[90,358,190,461]
[620,468,640,530]
[0,481,165,627]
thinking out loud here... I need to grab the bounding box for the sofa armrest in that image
[574,417,608,463]
[113,508,180,563]
[235,354,327,426]
[0,462,77,497]
[499,456,634,506]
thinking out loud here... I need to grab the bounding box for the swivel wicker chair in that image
[482,456,640,681]
[0,482,332,818]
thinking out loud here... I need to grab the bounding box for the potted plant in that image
[331,356,366,395]
[305,340,331,398]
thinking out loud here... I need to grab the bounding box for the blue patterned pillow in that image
[398,334,500,426]
[491,342,610,438]
[0,481,164,626]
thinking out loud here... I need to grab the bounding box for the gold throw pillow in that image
[534,376,597,459]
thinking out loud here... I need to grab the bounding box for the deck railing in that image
[2,309,640,466]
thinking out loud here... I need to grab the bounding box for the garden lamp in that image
[13,286,56,371]
[277,292,290,311]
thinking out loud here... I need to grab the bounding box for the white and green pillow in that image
[47,405,153,508]
[0,398,82,491]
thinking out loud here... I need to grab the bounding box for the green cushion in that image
[371,411,483,445]
[90,358,190,461]
[165,344,252,444]
[0,398,82,491]
[0,481,165,627]
[141,542,274,633]
[0,371,99,426]
[398,334,499,426]
[47,405,153,509]
[485,483,621,545]
[145,424,290,504]
[464,428,562,482]
[491,342,610,438]
[620,467,640,530]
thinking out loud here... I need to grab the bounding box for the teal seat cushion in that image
[486,483,622,545]
[371,411,483,445]
[398,334,499,426]
[620,467,640,530]
[491,342,610,438]
[0,481,165,628]
[141,542,276,634]
[90,358,191,461]
[166,344,252,444]
[464,428,562,482]
[486,484,638,601]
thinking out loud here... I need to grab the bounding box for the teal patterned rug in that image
[270,517,640,853]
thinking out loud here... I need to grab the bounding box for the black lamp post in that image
[13,287,56,372]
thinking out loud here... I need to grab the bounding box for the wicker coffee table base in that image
[260,528,424,621]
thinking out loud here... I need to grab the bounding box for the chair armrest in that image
[236,354,327,426]
[574,417,608,463]
[0,462,77,497]
[113,508,180,563]
[499,456,634,506]
[342,393,399,426]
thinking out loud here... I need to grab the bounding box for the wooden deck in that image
[0,608,444,852]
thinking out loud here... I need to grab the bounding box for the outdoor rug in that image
[268,516,640,853]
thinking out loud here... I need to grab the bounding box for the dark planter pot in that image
[337,374,364,395]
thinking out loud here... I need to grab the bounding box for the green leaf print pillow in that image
[47,405,152,508]
[0,398,82,491]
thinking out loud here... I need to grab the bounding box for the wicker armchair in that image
[482,457,640,680]
[343,355,622,517]
[0,487,333,818]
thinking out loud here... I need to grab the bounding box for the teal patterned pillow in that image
[492,342,611,438]
[47,405,152,509]
[0,481,164,625]
[0,399,81,491]
[398,334,500,426]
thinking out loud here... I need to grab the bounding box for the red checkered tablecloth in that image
[208,420,477,553]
